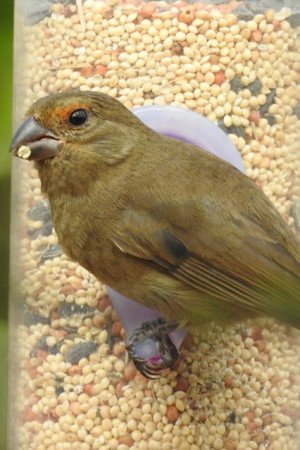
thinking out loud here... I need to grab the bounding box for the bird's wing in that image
[112,206,300,327]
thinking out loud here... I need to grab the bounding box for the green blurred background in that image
[1,0,13,447]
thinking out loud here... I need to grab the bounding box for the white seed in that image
[17,145,32,159]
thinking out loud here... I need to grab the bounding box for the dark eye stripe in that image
[68,109,88,126]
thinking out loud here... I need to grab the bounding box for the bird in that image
[10,89,300,377]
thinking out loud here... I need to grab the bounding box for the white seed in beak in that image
[17,145,32,159]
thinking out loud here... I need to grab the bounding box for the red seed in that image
[95,64,108,76]
[270,376,280,386]
[244,410,255,422]
[28,367,39,379]
[67,365,82,376]
[214,71,226,86]
[272,20,281,31]
[178,6,195,24]
[198,413,207,423]
[53,329,68,340]
[223,438,237,450]
[251,29,263,42]
[98,295,111,311]
[255,340,266,352]
[80,66,95,78]
[111,321,122,336]
[223,376,233,388]
[139,2,156,18]
[249,110,261,126]
[84,383,95,396]
[174,376,189,392]
[247,421,257,433]
[49,408,59,422]
[64,5,77,18]
[167,405,180,423]
[189,400,196,409]
[115,380,126,397]
[23,406,36,422]
[36,349,49,361]
[251,325,263,341]
[60,284,75,296]
[119,434,134,446]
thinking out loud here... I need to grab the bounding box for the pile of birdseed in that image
[9,0,300,448]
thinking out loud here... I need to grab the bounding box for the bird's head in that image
[10,89,145,166]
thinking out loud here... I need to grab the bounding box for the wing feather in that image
[112,204,300,327]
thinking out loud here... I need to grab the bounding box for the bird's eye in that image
[68,109,88,126]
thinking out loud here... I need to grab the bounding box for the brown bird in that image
[10,89,300,377]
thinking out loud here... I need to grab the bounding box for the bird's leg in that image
[125,318,179,378]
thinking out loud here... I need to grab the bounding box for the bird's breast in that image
[48,191,127,287]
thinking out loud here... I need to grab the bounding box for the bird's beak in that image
[9,115,61,161]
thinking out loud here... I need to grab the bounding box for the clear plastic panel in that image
[9,1,300,448]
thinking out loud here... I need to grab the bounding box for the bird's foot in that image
[126,318,179,379]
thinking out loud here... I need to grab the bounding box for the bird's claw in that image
[126,318,179,379]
